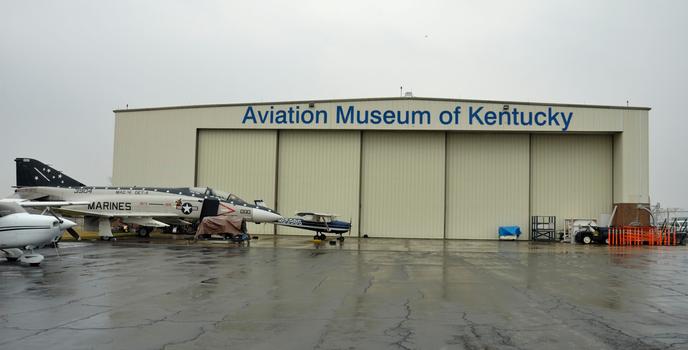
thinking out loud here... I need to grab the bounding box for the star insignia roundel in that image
[181,203,193,215]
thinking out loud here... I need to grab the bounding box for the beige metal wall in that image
[276,131,361,236]
[530,134,613,231]
[113,111,197,186]
[613,109,649,204]
[360,131,445,238]
[114,98,648,211]
[445,133,530,239]
[195,129,278,234]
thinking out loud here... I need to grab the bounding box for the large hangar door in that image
[445,134,530,239]
[196,129,277,234]
[277,131,361,236]
[531,135,613,232]
[360,131,445,238]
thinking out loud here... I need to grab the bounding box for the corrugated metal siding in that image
[113,112,196,186]
[276,131,361,236]
[530,134,613,232]
[196,129,277,234]
[445,133,530,239]
[360,131,445,238]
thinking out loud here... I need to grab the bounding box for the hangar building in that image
[112,97,649,239]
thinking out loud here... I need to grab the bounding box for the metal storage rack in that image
[531,216,556,241]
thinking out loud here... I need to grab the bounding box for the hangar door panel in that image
[277,131,361,236]
[360,131,445,238]
[196,130,277,234]
[531,135,613,232]
[445,134,530,239]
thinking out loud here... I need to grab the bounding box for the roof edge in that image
[113,96,651,113]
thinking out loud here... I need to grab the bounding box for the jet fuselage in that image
[13,186,281,224]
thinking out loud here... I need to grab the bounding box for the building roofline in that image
[113,96,651,113]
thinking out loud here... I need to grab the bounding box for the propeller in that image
[66,227,81,240]
[349,216,352,238]
[42,206,81,241]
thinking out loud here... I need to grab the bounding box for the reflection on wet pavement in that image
[1,236,687,349]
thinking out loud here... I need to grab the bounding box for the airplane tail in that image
[15,158,85,187]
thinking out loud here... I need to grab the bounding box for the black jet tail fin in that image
[15,158,86,187]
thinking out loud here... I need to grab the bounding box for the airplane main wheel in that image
[137,227,150,238]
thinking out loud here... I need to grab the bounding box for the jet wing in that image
[154,217,194,226]
[122,217,169,228]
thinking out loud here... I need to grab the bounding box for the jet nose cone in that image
[59,218,77,230]
[252,208,283,223]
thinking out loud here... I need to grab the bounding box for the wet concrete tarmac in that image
[1,236,687,349]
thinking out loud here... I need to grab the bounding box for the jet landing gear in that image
[137,226,152,238]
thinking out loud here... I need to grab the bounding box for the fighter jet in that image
[11,158,282,239]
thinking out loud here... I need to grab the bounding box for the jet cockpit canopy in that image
[188,187,249,205]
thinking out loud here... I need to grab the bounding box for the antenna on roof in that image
[400,86,403,97]
[626,100,629,107]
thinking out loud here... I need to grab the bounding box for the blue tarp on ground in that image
[499,226,521,237]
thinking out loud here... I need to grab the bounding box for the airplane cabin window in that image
[0,203,25,217]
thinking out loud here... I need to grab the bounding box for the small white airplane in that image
[0,200,80,265]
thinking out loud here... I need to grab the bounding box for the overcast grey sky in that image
[1,0,686,208]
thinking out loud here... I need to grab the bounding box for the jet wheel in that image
[137,227,150,238]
